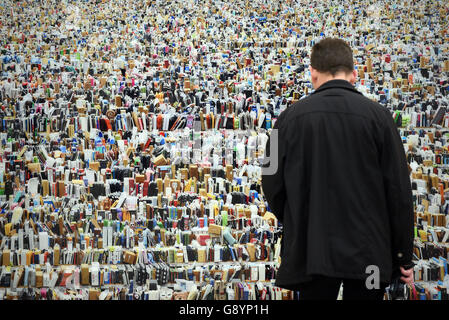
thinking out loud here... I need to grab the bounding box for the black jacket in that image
[262,79,414,288]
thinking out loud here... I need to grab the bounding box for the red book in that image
[197,234,210,246]
[138,118,144,131]
[129,179,135,194]
[144,138,151,151]
[105,119,112,130]
[142,181,149,197]
[60,271,73,287]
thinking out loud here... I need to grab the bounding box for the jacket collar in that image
[312,79,362,95]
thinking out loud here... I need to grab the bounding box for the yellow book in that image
[4,223,12,236]
[26,250,33,266]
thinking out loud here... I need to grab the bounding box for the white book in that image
[103,226,109,247]
[258,264,266,281]
[29,231,34,250]
[250,265,258,281]
[39,232,49,250]
[124,178,130,195]
[142,113,147,130]
[73,268,80,289]
[43,273,50,287]
[79,116,88,132]
[163,115,170,131]
[12,269,21,289]
[214,244,221,262]
[423,265,429,282]
[50,271,58,288]
[107,227,113,248]
[21,250,26,266]
[10,235,17,251]
[91,265,99,286]
[152,116,157,131]
[18,229,24,250]
[183,245,189,263]
[65,169,70,184]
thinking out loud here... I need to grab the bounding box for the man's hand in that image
[400,266,414,285]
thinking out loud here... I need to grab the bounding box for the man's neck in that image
[315,73,353,89]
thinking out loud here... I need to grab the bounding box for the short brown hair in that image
[310,38,354,76]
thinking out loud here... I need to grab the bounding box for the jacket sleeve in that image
[380,111,414,270]
[261,113,287,222]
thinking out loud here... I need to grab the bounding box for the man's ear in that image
[310,67,318,82]
[349,69,357,85]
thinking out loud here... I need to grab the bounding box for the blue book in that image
[229,246,236,262]
[23,266,29,286]
[243,285,249,300]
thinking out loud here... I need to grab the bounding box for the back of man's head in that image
[311,38,354,76]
